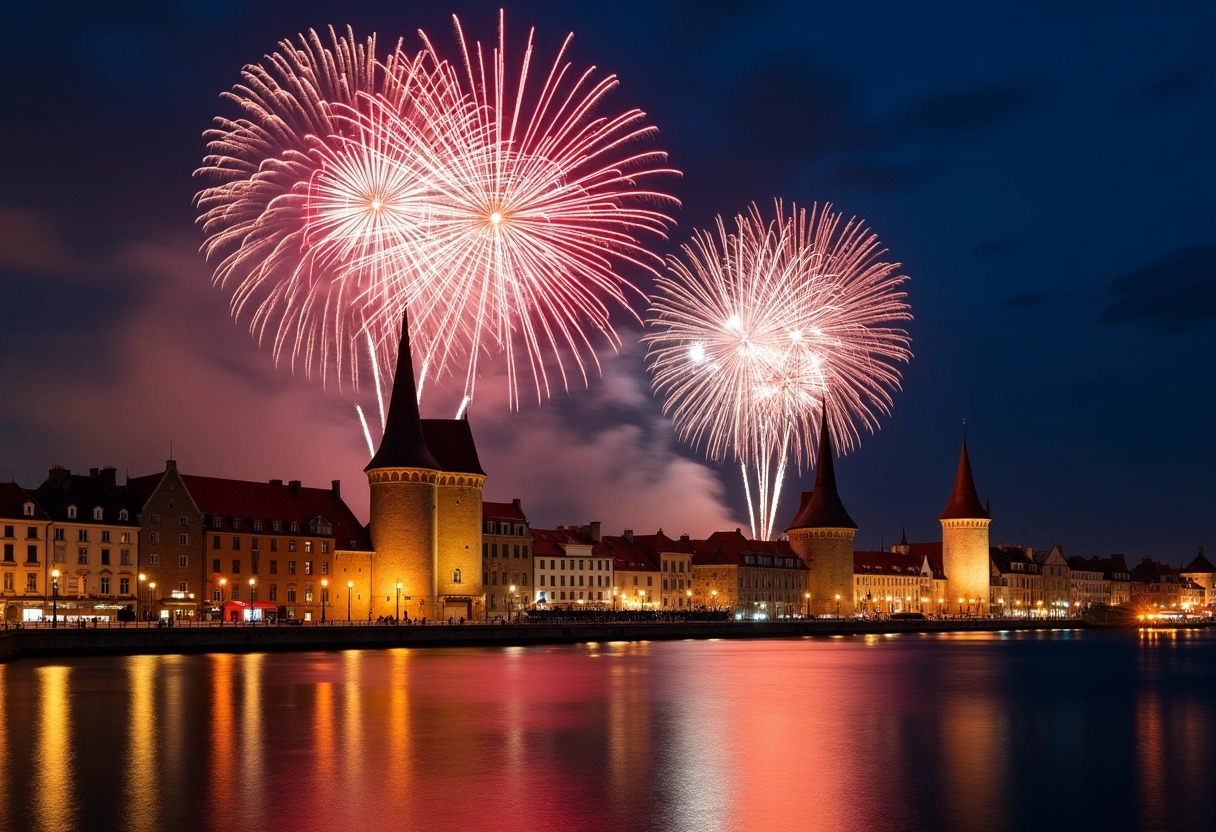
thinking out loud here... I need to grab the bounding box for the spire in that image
[787,410,857,530]
[900,527,908,546]
[938,438,988,520]
[365,312,440,473]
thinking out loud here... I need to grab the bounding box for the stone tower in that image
[422,419,485,621]
[939,439,991,616]
[365,314,442,620]
[787,412,857,617]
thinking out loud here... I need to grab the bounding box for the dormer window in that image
[23,502,34,517]
[253,521,262,532]
[93,507,104,521]
[289,522,298,533]
[67,505,78,520]
[118,509,129,521]
[232,518,241,530]
[212,517,221,529]
[272,521,281,533]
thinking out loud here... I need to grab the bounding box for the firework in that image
[644,201,912,540]
[363,11,681,408]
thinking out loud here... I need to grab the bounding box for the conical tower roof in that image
[365,312,440,473]
[938,439,988,520]
[787,410,857,530]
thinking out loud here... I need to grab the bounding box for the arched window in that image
[453,568,462,584]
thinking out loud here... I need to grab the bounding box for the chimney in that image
[100,467,117,489]
[680,534,690,542]
[89,467,100,478]
[288,480,302,494]
[331,480,341,499]
[269,479,283,486]
[49,465,71,488]
[512,498,522,512]
[590,521,601,544]
[623,528,634,543]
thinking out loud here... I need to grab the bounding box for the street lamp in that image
[508,584,516,622]
[320,578,328,622]
[395,581,402,623]
[958,596,965,616]
[347,580,353,621]
[686,589,693,609]
[51,569,60,628]
[138,573,146,622]
[711,589,718,610]
[148,582,156,624]
[836,593,841,618]
[218,578,227,626]
[804,592,810,618]
[612,587,618,613]
[249,578,256,624]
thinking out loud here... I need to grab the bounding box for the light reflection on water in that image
[2,630,1215,832]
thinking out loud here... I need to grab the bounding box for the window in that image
[232,537,241,551]
[288,541,296,553]
[120,532,130,544]
[304,587,313,603]
[93,507,103,521]
[269,560,278,575]
[150,514,160,525]
[78,529,88,542]
[27,573,38,592]
[232,560,240,574]
[289,522,298,533]
[272,521,281,533]
[101,530,111,543]
[304,561,313,575]
[101,576,110,594]
[54,528,64,541]
[1,543,12,562]
[78,548,89,565]
[121,549,131,566]
[68,506,78,519]
[453,569,462,584]
[148,554,159,566]
[321,542,329,554]
[178,582,187,593]
[492,544,498,558]
[269,584,277,602]
[101,549,111,566]
[288,561,296,575]
[2,525,11,538]
[212,536,220,550]
[251,555,259,574]
[231,585,239,601]
[179,534,189,546]
[179,555,189,568]
[212,558,221,573]
[253,521,262,532]
[7,572,20,590]
[305,541,313,554]
[212,589,222,602]
[212,517,221,529]
[270,539,278,552]
[23,503,34,517]
[251,538,259,551]
[149,532,160,545]
[232,518,241,530]
[180,516,189,527]
[286,588,296,603]
[320,561,329,575]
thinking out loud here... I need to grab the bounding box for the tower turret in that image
[939,438,992,616]
[787,411,857,617]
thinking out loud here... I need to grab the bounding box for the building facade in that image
[940,440,992,616]
[1,482,51,622]
[482,499,533,616]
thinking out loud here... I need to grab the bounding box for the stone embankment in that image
[0,617,1088,662]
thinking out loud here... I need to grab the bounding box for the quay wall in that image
[0,618,1093,662]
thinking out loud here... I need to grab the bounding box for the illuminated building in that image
[631,531,697,609]
[988,544,1044,616]
[482,500,532,615]
[786,412,857,617]
[365,313,485,621]
[1180,549,1216,606]
[852,548,940,616]
[32,466,141,622]
[691,530,808,619]
[939,439,992,616]
[531,525,614,607]
[0,482,51,623]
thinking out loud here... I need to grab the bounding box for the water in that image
[1,629,1213,832]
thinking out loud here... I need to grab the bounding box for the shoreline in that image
[0,617,1127,662]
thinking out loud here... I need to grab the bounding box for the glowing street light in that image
[149,582,156,623]
[804,592,810,618]
[347,581,354,621]
[218,578,227,625]
[51,568,60,629]
[508,584,517,622]
[138,573,147,623]
[321,578,328,622]
[396,581,402,623]
[836,593,841,618]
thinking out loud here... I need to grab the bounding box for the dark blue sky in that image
[1,1,1212,564]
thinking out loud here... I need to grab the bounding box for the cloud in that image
[1131,61,1215,107]
[1098,244,1216,332]
[0,205,90,276]
[1005,291,1051,310]
[896,82,1041,137]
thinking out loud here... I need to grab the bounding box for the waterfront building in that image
[0,482,51,622]
[365,314,485,621]
[1180,549,1216,606]
[853,548,938,616]
[601,529,660,609]
[1130,557,1190,612]
[1066,556,1106,612]
[632,531,697,609]
[482,499,533,617]
[531,525,613,608]
[32,466,141,622]
[787,413,857,618]
[939,439,992,616]
[1036,545,1071,614]
[989,544,1044,617]
[127,459,205,621]
[691,530,808,619]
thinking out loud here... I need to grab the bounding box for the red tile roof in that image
[939,439,989,520]
[853,550,932,577]
[1182,551,1216,575]
[530,527,584,557]
[0,482,48,521]
[632,530,700,556]
[366,313,440,473]
[483,500,528,523]
[692,530,804,568]
[600,534,658,572]
[787,412,856,530]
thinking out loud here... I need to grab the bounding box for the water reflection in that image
[1,631,1215,832]
[33,664,75,831]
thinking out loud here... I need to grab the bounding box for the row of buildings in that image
[4,314,1211,624]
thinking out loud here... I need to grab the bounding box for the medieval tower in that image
[939,439,991,615]
[365,314,484,620]
[787,412,857,617]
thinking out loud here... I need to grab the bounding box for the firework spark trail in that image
[645,201,912,540]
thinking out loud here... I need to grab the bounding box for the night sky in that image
[1,1,1212,564]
